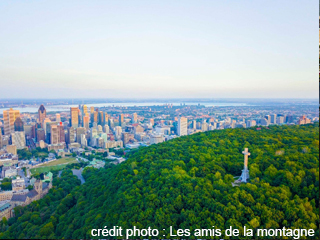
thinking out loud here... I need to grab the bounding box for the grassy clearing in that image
[30,157,77,175]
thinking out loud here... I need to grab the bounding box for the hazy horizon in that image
[0,0,318,99]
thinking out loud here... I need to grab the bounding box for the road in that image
[72,169,85,184]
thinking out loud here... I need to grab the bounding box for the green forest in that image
[0,123,319,239]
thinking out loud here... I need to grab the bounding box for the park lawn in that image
[30,157,77,175]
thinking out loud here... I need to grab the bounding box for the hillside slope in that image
[1,123,319,239]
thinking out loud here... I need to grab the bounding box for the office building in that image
[68,127,75,144]
[99,111,105,126]
[80,134,87,147]
[70,107,79,128]
[50,125,59,145]
[103,125,110,134]
[36,128,45,142]
[11,131,26,149]
[0,130,3,149]
[42,118,51,135]
[38,105,46,127]
[58,125,65,143]
[3,108,20,135]
[6,145,17,155]
[132,113,137,123]
[121,132,129,145]
[115,126,122,136]
[83,114,90,129]
[13,117,24,132]
[119,114,124,127]
[90,106,94,114]
[82,105,88,116]
[271,114,277,124]
[177,117,188,136]
[56,113,61,122]
[264,115,271,125]
[76,127,86,143]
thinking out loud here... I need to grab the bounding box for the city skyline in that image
[0,0,318,99]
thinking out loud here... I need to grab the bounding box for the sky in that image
[0,0,318,99]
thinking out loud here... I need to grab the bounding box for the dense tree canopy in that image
[1,123,319,239]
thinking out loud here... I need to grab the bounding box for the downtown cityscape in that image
[0,98,319,221]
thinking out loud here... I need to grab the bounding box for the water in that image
[0,102,249,114]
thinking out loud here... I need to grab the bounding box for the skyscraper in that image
[193,120,197,129]
[56,113,61,122]
[11,131,26,149]
[70,107,79,128]
[83,114,90,129]
[119,114,124,127]
[132,113,137,123]
[50,125,59,144]
[177,117,188,136]
[271,114,277,124]
[36,128,45,142]
[38,104,46,127]
[43,118,51,135]
[68,127,75,144]
[3,108,20,135]
[0,129,3,149]
[92,110,98,124]
[14,117,24,132]
[90,106,94,114]
[82,105,88,116]
[58,124,65,143]
[76,127,86,143]
[99,111,105,126]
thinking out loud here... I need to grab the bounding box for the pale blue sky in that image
[0,0,318,98]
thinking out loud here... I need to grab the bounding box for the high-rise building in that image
[132,113,137,123]
[109,119,114,128]
[38,105,46,127]
[149,118,154,126]
[6,145,17,155]
[105,113,109,126]
[103,125,110,134]
[50,125,59,144]
[3,108,20,135]
[177,117,188,136]
[82,105,88,116]
[56,113,61,122]
[11,131,26,149]
[80,134,87,147]
[0,130,3,149]
[58,125,65,143]
[119,114,124,127]
[99,111,105,126]
[277,116,285,124]
[264,115,271,125]
[90,128,98,146]
[36,128,45,142]
[97,125,103,134]
[14,117,24,132]
[76,127,86,143]
[193,120,197,129]
[92,111,98,124]
[121,132,129,145]
[90,106,94,114]
[43,118,51,135]
[83,114,90,129]
[115,126,122,136]
[70,107,79,128]
[68,127,75,144]
[271,114,277,124]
